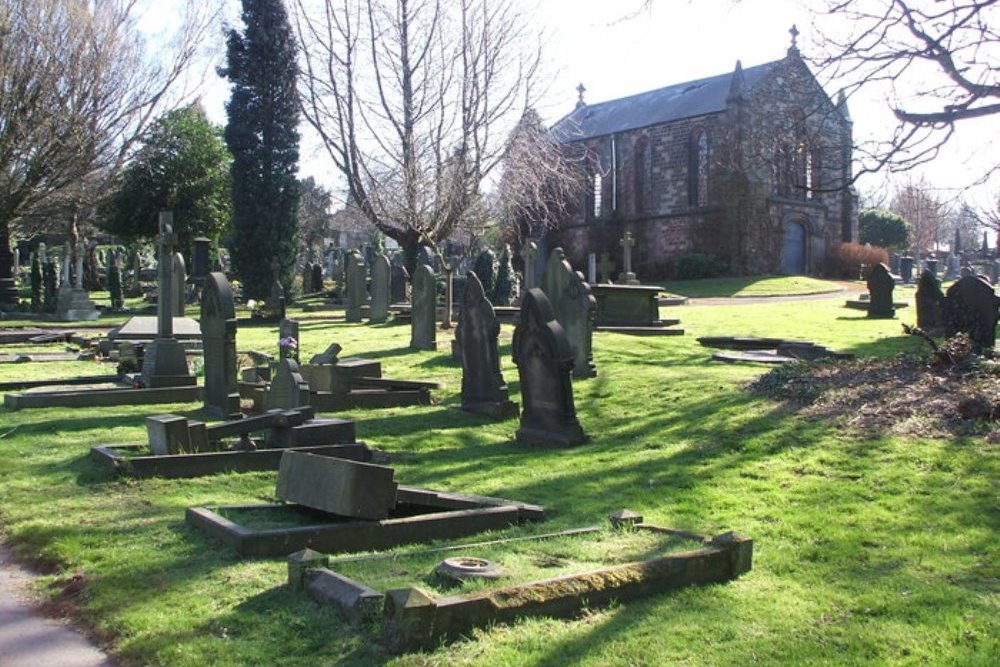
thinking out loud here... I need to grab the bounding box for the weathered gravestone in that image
[456,272,518,420]
[866,263,896,319]
[310,342,342,365]
[410,264,437,351]
[942,276,1000,351]
[192,237,211,283]
[542,247,597,378]
[172,252,186,317]
[142,212,196,388]
[276,452,398,520]
[369,253,390,324]
[267,257,285,320]
[597,252,616,284]
[390,264,409,304]
[311,262,324,292]
[200,272,242,420]
[54,239,100,321]
[899,255,914,283]
[267,358,311,410]
[346,250,367,323]
[520,241,539,294]
[915,270,945,335]
[279,318,300,363]
[513,288,587,447]
[618,231,640,285]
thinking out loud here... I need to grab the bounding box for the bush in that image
[472,249,496,296]
[859,209,910,250]
[830,242,889,280]
[674,253,726,280]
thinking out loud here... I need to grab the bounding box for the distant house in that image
[547,31,858,278]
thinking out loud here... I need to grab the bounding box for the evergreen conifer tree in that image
[493,245,515,306]
[221,0,300,299]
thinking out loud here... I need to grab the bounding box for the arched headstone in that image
[369,253,390,324]
[866,263,896,319]
[200,272,241,419]
[410,264,437,350]
[542,248,597,378]
[457,272,518,420]
[346,250,367,323]
[942,276,1000,351]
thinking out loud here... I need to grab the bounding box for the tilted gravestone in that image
[542,247,597,378]
[915,270,944,335]
[346,250,367,323]
[276,451,398,521]
[172,252,186,317]
[512,288,587,447]
[942,276,1000,351]
[410,264,437,351]
[369,253,390,324]
[456,272,518,420]
[866,263,896,319]
[200,272,241,420]
[267,358,311,411]
[309,342,342,365]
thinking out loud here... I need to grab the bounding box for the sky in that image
[151,0,998,212]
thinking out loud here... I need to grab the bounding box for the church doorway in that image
[781,220,807,274]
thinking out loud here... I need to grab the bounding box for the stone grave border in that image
[4,385,201,410]
[286,510,752,653]
[187,487,545,557]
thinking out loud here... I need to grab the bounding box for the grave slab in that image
[276,453,398,520]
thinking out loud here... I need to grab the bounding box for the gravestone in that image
[587,253,597,284]
[267,257,285,320]
[513,288,586,447]
[54,239,100,321]
[899,255,914,283]
[942,276,1000,351]
[456,272,518,420]
[142,212,196,388]
[279,318,300,363]
[618,232,639,285]
[128,249,143,297]
[410,264,436,350]
[200,272,241,419]
[192,237,211,283]
[866,263,896,319]
[83,241,101,291]
[542,248,597,378]
[888,251,900,275]
[369,253,390,324]
[267,358,311,410]
[345,250,367,323]
[520,241,539,294]
[276,452,398,520]
[598,253,616,284]
[172,252,186,317]
[311,262,324,292]
[390,264,409,303]
[310,343,342,365]
[925,258,938,276]
[915,270,945,336]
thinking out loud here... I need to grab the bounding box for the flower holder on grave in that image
[186,452,545,557]
[90,407,370,479]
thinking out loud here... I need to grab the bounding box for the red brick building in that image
[548,37,858,278]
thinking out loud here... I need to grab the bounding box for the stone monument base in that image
[54,286,100,321]
[516,422,587,448]
[142,337,196,388]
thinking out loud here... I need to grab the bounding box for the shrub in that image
[674,253,726,280]
[859,209,910,250]
[492,245,515,305]
[472,249,496,296]
[830,242,889,280]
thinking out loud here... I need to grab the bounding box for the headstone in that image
[171,252,186,316]
[597,252,616,284]
[83,241,101,291]
[390,264,409,304]
[345,250,367,322]
[11,247,19,278]
[942,276,1000,351]
[456,272,518,419]
[410,264,437,351]
[369,253,390,324]
[512,289,587,447]
[899,255,914,283]
[960,265,975,279]
[142,212,196,388]
[888,251,900,275]
[147,414,197,456]
[309,343,342,365]
[618,232,639,285]
[267,358,311,410]
[129,249,142,297]
[276,452,397,520]
[54,239,100,321]
[200,272,241,419]
[866,263,896,319]
[192,237,211,282]
[520,241,539,293]
[915,270,944,335]
[542,248,597,378]
[587,253,597,284]
[74,239,84,289]
[945,254,961,281]
[267,256,285,319]
[279,318,300,363]
[311,262,324,293]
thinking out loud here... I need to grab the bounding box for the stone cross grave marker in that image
[619,231,639,285]
[456,271,518,420]
[598,253,616,284]
[200,272,241,419]
[542,248,597,378]
[866,263,896,319]
[369,253,390,324]
[512,288,587,447]
[410,263,437,351]
[520,241,539,293]
[916,270,944,335]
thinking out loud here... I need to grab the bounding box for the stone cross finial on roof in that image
[788,24,800,54]
[575,83,586,109]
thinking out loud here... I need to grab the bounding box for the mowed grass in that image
[0,290,996,666]
[659,274,852,298]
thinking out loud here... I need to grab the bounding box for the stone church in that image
[547,30,858,278]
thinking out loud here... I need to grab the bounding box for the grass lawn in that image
[0,291,996,666]
[658,275,853,298]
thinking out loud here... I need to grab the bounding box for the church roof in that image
[551,60,781,142]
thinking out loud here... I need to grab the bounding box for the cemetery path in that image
[0,543,116,667]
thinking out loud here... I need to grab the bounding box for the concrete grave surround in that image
[267,358,311,410]
[513,288,587,447]
[865,263,896,319]
[276,452,398,520]
[456,272,518,420]
[200,272,242,419]
[942,276,1000,351]
[541,248,597,378]
[142,212,196,388]
[410,264,437,351]
[915,270,945,335]
[369,253,391,324]
[346,250,367,323]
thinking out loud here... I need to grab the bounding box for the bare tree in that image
[890,175,949,253]
[0,0,216,305]
[293,0,544,257]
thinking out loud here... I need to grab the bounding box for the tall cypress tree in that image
[221,0,300,300]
